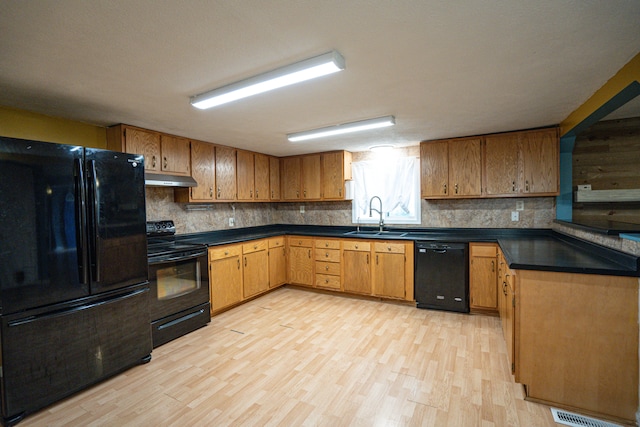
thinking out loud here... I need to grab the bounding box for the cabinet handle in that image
[325,266,329,271]
[237,259,240,269]
[512,181,516,192]
[325,279,329,284]
[325,252,329,257]
[303,190,307,198]
[296,190,299,198]
[271,190,274,198]
[387,246,391,251]
[225,251,229,256]
[254,245,258,250]
[443,183,447,194]
[163,156,168,169]
[503,282,507,295]
[217,187,221,198]
[366,254,369,264]
[525,180,530,192]
[152,155,157,168]
[455,183,459,194]
[339,189,342,197]
[244,257,247,267]
[376,254,379,265]
[308,249,311,258]
[491,260,495,272]
[210,187,213,197]
[250,190,253,198]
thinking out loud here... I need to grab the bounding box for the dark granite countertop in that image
[554,219,640,235]
[175,224,640,277]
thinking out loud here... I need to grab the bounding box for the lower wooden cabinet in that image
[268,237,286,288]
[469,243,498,312]
[208,245,243,314]
[372,242,413,300]
[287,236,314,286]
[342,240,371,294]
[242,240,269,298]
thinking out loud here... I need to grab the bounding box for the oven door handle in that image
[149,251,206,265]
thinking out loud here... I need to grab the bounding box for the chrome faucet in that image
[369,196,384,232]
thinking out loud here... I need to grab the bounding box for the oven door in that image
[148,249,210,324]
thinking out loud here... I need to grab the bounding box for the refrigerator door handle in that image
[88,159,101,283]
[75,158,89,285]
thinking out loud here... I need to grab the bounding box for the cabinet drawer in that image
[268,237,285,248]
[315,248,340,263]
[315,274,341,290]
[373,242,405,254]
[342,240,371,251]
[209,245,242,260]
[288,236,314,247]
[242,239,268,254]
[315,239,340,250]
[315,261,341,275]
[470,243,497,257]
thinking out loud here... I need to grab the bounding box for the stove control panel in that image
[146,220,176,236]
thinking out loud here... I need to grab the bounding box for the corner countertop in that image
[174,224,640,277]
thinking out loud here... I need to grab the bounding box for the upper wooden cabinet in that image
[236,150,255,201]
[215,146,236,200]
[106,124,190,176]
[421,127,559,199]
[281,151,352,201]
[269,156,281,201]
[254,153,270,201]
[420,137,482,198]
[484,128,559,197]
[322,151,352,200]
[175,140,215,203]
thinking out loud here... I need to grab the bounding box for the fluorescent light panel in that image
[288,116,395,142]
[191,50,345,109]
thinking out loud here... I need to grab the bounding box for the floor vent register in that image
[550,408,623,427]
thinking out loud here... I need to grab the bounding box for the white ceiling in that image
[1,1,639,156]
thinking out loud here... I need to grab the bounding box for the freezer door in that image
[0,137,90,314]
[85,149,148,294]
[0,285,152,421]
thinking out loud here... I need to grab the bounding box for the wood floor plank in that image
[22,287,559,426]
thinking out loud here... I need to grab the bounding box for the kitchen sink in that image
[343,230,408,237]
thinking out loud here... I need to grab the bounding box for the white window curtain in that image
[351,157,421,224]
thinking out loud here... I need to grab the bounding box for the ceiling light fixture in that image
[288,116,396,142]
[190,50,345,109]
[369,144,395,152]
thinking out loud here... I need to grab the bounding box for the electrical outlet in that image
[300,205,305,214]
[228,217,235,227]
[516,201,524,211]
[511,211,519,222]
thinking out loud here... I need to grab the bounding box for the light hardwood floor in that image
[24,287,560,426]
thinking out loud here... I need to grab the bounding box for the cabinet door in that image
[189,140,215,201]
[282,157,301,200]
[504,272,515,373]
[302,154,321,200]
[236,150,254,200]
[469,247,498,310]
[484,133,519,196]
[322,152,345,199]
[215,146,236,200]
[288,246,314,286]
[209,251,242,313]
[243,249,268,298]
[449,138,482,196]
[254,153,270,201]
[520,129,559,195]
[269,246,286,288]
[269,156,281,200]
[373,251,405,299]
[124,127,160,172]
[343,248,371,294]
[420,141,449,197]
[160,135,190,175]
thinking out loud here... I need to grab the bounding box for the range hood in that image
[145,172,198,187]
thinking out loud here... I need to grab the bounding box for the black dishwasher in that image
[414,242,469,313]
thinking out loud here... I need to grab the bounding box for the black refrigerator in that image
[0,137,152,426]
